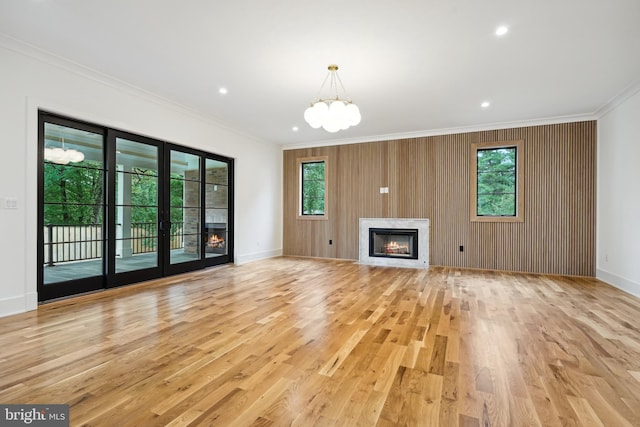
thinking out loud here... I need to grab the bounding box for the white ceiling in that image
[1,0,639,146]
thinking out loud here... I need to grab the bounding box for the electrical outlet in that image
[459,245,464,252]
[329,239,333,245]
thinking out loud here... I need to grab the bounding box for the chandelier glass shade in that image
[304,64,361,133]
[44,131,85,165]
[44,147,85,165]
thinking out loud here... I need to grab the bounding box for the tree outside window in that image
[476,147,516,216]
[470,140,524,222]
[297,156,328,220]
[44,161,104,225]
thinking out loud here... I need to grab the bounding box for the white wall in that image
[597,86,640,297]
[0,39,282,317]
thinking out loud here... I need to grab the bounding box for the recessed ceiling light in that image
[292,126,299,132]
[495,26,509,36]
[481,101,491,108]
[218,87,228,95]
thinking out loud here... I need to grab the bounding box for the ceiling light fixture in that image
[495,26,509,36]
[481,101,491,108]
[219,87,228,95]
[44,132,84,165]
[304,64,361,133]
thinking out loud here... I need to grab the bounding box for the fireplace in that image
[369,228,418,259]
[205,222,227,254]
[359,218,429,268]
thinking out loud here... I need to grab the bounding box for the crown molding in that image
[4,31,629,152]
[281,113,597,150]
[0,32,265,145]
[594,78,640,119]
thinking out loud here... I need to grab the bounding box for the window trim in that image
[470,140,524,223]
[297,156,328,220]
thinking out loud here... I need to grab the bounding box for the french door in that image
[164,147,234,275]
[38,112,233,301]
[107,130,164,287]
[39,115,106,299]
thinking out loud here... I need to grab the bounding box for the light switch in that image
[2,197,17,209]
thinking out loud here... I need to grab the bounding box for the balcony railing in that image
[44,222,184,266]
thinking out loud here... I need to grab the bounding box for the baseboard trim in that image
[26,292,38,311]
[0,294,37,318]
[235,249,282,265]
[596,268,640,298]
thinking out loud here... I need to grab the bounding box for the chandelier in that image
[304,64,361,133]
[44,133,85,165]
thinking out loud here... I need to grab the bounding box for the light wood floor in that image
[1,257,640,426]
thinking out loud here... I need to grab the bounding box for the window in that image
[470,140,524,222]
[297,156,328,219]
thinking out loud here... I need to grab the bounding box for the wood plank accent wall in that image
[283,121,596,276]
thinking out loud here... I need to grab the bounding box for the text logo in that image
[1,405,69,426]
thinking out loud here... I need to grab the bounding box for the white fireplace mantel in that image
[358,218,430,268]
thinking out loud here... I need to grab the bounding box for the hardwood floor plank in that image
[319,329,369,377]
[566,395,606,427]
[372,344,406,395]
[0,257,639,426]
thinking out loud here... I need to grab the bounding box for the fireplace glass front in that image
[369,228,418,259]
[205,222,227,255]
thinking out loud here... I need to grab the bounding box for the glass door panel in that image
[39,113,234,301]
[169,150,201,265]
[205,159,229,259]
[114,137,159,274]
[42,122,105,286]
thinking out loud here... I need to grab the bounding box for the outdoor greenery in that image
[44,163,184,226]
[301,161,325,215]
[44,162,104,225]
[476,147,517,216]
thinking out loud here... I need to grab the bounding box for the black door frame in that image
[37,112,107,301]
[163,144,235,276]
[38,111,234,301]
[106,129,165,288]
[204,152,235,269]
[163,143,204,276]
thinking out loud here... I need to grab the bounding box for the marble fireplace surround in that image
[358,218,430,268]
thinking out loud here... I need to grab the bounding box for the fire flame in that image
[208,234,225,248]
[384,241,409,254]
